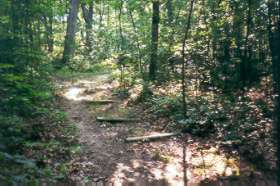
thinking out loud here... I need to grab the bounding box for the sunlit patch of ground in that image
[62,86,110,101]
[108,138,240,185]
[190,147,239,180]
[60,74,119,102]
[63,87,87,101]
[56,72,266,185]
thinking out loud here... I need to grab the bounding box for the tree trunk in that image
[43,15,54,52]
[267,0,280,184]
[166,0,174,25]
[81,0,94,52]
[240,0,253,86]
[128,9,143,73]
[149,0,160,81]
[118,0,124,51]
[62,0,80,64]
[99,0,105,28]
[168,4,182,73]
[166,0,174,62]
[181,0,195,117]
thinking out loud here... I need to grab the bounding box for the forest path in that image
[55,72,252,185]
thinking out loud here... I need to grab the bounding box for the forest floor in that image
[54,70,275,185]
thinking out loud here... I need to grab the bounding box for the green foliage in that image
[114,88,130,99]
[0,39,53,116]
[137,81,153,102]
[0,152,39,183]
[0,0,278,181]
[178,98,219,136]
[147,95,183,118]
[0,116,26,153]
[56,61,113,80]
[210,58,263,91]
[0,1,77,180]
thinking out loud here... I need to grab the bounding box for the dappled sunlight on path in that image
[61,74,115,101]
[64,87,86,101]
[108,138,242,185]
[55,73,274,185]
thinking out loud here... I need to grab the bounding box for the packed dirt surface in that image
[55,73,274,186]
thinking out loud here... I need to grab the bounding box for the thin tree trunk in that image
[149,0,160,81]
[43,15,54,52]
[11,0,20,36]
[114,9,119,52]
[128,9,143,73]
[201,0,210,60]
[99,0,105,28]
[267,1,280,184]
[166,0,174,25]
[107,3,110,27]
[168,3,182,73]
[62,0,80,64]
[118,0,124,51]
[166,0,174,58]
[81,0,94,52]
[240,0,253,86]
[244,0,253,59]
[181,0,195,117]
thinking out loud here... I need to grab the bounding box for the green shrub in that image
[0,37,63,182]
[147,95,183,118]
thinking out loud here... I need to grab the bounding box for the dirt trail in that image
[55,73,257,185]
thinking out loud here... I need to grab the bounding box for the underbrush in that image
[145,95,219,136]
[126,75,275,172]
[0,39,79,183]
[55,58,116,80]
[0,109,79,183]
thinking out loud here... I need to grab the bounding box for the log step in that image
[96,117,140,122]
[89,100,117,104]
[125,132,179,143]
[219,140,242,146]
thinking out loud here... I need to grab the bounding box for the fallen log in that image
[219,140,243,146]
[125,132,179,142]
[96,117,140,122]
[89,100,117,104]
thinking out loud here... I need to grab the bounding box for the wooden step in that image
[89,100,117,104]
[125,132,180,142]
[96,117,140,122]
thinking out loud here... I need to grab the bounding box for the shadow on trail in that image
[53,73,276,186]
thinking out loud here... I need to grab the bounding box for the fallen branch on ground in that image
[125,132,180,142]
[88,100,117,104]
[96,117,140,122]
[219,140,243,146]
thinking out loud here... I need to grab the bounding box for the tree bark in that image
[166,0,174,25]
[166,0,174,57]
[128,9,143,73]
[181,0,195,116]
[240,0,253,86]
[118,0,124,51]
[168,4,183,73]
[149,0,160,81]
[42,15,54,52]
[267,0,280,184]
[62,0,80,64]
[81,0,94,52]
[99,0,105,28]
